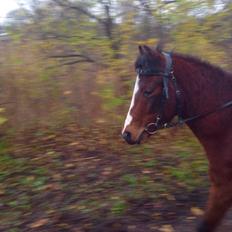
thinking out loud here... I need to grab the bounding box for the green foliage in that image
[144,160,157,168]
[111,200,127,215]
[0,108,7,126]
[191,160,208,173]
[0,154,26,181]
[169,167,194,182]
[176,151,191,159]
[100,87,125,111]
[0,141,7,154]
[122,174,137,186]
[168,157,208,189]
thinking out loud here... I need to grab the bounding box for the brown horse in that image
[122,45,232,232]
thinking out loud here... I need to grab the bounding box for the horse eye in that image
[144,90,153,97]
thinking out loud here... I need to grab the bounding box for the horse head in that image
[122,45,178,144]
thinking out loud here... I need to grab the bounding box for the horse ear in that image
[156,42,163,53]
[138,45,144,54]
[143,45,154,55]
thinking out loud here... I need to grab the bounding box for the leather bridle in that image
[136,52,232,135]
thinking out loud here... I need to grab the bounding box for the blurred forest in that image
[0,0,232,231]
[0,0,232,132]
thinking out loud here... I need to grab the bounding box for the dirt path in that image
[1,125,231,231]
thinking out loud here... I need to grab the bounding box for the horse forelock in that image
[135,52,163,74]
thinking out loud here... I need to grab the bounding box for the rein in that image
[146,100,232,133]
[138,52,232,134]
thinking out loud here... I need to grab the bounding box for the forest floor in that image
[1,123,232,232]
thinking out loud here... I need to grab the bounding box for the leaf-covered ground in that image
[1,124,232,231]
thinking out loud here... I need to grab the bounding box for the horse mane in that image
[134,46,232,89]
[174,53,232,81]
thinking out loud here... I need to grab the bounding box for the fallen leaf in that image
[191,207,204,216]
[127,225,136,230]
[65,163,75,168]
[30,218,49,228]
[186,216,196,220]
[0,189,5,196]
[44,183,61,190]
[102,171,111,175]
[159,224,175,232]
[69,141,80,146]
[43,135,56,140]
[142,169,152,174]
[99,139,108,145]
[73,228,83,232]
[149,225,159,230]
[63,90,72,95]
[159,225,175,232]
[102,167,112,175]
[52,174,62,180]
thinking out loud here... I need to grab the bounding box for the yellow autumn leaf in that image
[30,218,49,228]
[159,224,175,232]
[191,207,204,216]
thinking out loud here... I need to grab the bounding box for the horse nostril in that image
[122,131,131,142]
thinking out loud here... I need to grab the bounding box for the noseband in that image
[136,52,232,135]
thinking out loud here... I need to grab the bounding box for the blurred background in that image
[0,0,232,231]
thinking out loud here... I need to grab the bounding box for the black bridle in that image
[136,52,232,135]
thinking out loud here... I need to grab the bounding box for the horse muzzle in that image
[122,129,147,145]
[122,131,138,144]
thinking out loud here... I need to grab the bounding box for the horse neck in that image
[172,53,232,138]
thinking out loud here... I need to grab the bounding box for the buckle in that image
[145,122,158,134]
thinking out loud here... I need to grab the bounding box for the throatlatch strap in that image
[162,52,173,99]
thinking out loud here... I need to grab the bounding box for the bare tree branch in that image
[50,54,81,58]
[138,0,153,15]
[49,52,95,65]
[49,54,93,59]
[0,102,15,106]
[52,0,119,55]
[163,0,176,4]
[60,59,94,66]
[43,34,96,40]
[53,0,104,24]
